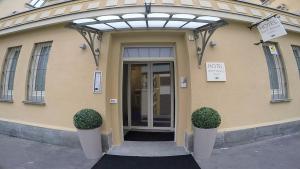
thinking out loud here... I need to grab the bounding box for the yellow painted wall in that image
[186,20,300,132]
[0,0,29,18]
[0,20,299,146]
[0,24,109,132]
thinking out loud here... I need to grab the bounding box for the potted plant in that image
[192,107,221,160]
[73,109,103,159]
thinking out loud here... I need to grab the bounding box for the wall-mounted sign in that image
[257,17,287,42]
[93,71,102,93]
[206,62,227,81]
[269,45,278,55]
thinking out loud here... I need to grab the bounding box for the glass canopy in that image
[72,13,223,31]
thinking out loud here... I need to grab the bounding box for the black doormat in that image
[91,154,201,169]
[124,131,174,141]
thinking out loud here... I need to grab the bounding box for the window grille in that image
[262,43,288,101]
[0,47,21,101]
[292,45,300,77]
[28,0,46,8]
[27,42,52,103]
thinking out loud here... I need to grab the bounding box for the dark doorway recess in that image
[91,154,201,169]
[124,131,174,141]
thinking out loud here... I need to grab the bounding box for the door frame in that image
[123,62,175,131]
[120,46,178,142]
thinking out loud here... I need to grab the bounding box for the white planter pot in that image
[193,127,217,160]
[77,127,102,159]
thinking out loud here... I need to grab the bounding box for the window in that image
[26,42,52,103]
[123,47,174,58]
[0,47,21,101]
[262,43,288,101]
[292,45,300,76]
[28,0,46,8]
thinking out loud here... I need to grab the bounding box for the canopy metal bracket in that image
[144,2,151,14]
[68,23,103,68]
[193,20,227,67]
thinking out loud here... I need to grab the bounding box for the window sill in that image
[0,99,13,103]
[270,98,292,103]
[23,100,46,106]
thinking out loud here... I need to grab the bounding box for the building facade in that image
[0,0,300,150]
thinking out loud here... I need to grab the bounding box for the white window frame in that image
[0,47,21,101]
[27,42,52,102]
[263,43,288,101]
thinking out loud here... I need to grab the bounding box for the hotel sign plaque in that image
[206,62,227,81]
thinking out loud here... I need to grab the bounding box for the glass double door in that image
[123,62,174,130]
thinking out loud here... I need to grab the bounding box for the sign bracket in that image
[193,20,227,67]
[67,23,103,68]
[248,14,278,30]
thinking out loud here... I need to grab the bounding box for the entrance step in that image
[107,141,188,156]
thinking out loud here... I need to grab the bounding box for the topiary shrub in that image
[192,107,221,129]
[73,109,102,130]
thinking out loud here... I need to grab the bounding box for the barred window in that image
[0,47,21,101]
[262,43,288,101]
[26,42,52,103]
[292,45,300,76]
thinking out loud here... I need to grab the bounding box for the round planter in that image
[193,127,217,160]
[77,127,102,159]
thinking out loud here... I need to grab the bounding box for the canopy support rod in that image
[193,20,227,67]
[68,24,103,68]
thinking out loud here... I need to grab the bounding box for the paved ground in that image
[0,133,299,169]
[199,133,300,169]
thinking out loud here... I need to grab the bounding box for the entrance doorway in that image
[122,62,175,133]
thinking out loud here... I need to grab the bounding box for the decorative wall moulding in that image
[217,3,231,11]
[106,0,118,7]
[53,8,66,16]
[40,11,51,19]
[26,14,37,22]
[234,5,247,14]
[289,17,300,25]
[70,5,82,13]
[87,2,100,9]
[199,0,212,8]
[250,9,262,17]
[162,0,174,5]
[124,0,137,5]
[181,0,193,6]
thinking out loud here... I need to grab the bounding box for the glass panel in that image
[97,15,120,21]
[148,20,166,28]
[172,14,195,19]
[197,16,221,21]
[122,13,145,19]
[147,13,170,18]
[27,42,52,102]
[35,0,45,7]
[73,19,96,24]
[35,46,50,91]
[182,22,207,29]
[127,21,147,28]
[0,47,20,100]
[130,64,149,127]
[123,64,129,126]
[87,24,113,30]
[152,63,172,127]
[123,47,174,58]
[292,46,300,75]
[165,21,187,28]
[263,44,287,100]
[107,22,130,29]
